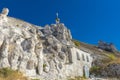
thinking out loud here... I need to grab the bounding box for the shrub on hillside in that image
[73,40,80,47]
[90,66,101,75]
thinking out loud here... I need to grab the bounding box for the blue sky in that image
[0,0,120,50]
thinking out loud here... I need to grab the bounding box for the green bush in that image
[73,40,80,47]
[90,66,100,74]
[43,64,47,68]
[43,64,47,71]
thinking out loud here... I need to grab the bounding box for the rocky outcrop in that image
[98,41,118,52]
[0,8,44,77]
[39,23,93,79]
[100,63,120,78]
[0,8,93,80]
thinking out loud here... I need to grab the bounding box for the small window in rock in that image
[76,52,80,60]
[86,55,89,62]
[82,54,85,61]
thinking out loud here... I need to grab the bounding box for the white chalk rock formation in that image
[0,8,93,80]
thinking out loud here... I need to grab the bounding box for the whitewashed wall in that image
[65,47,93,78]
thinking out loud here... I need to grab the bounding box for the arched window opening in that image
[86,55,89,62]
[76,52,80,60]
[82,54,85,61]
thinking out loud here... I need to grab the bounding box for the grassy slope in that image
[72,39,115,55]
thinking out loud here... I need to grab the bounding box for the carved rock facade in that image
[0,8,93,80]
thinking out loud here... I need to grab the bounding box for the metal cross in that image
[56,12,59,18]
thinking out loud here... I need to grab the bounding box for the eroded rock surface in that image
[0,8,93,80]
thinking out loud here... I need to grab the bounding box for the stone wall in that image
[65,47,92,78]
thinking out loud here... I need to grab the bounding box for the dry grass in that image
[72,39,120,56]
[108,58,120,64]
[101,54,120,67]
[68,76,88,80]
[0,68,28,80]
[72,40,112,55]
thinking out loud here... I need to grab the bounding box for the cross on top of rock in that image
[56,12,60,24]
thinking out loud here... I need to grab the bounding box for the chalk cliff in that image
[0,8,93,80]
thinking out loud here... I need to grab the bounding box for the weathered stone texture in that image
[0,8,93,80]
